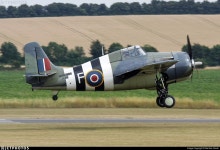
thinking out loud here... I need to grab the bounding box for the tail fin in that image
[24,42,57,84]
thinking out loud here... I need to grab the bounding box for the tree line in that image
[0,40,157,68]
[1,0,220,18]
[0,40,219,69]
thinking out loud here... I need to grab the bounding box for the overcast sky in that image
[0,0,217,7]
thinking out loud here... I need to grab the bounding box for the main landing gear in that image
[155,74,175,108]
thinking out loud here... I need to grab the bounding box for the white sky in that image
[0,0,218,7]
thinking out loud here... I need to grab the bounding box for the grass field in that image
[0,69,219,108]
[1,15,220,56]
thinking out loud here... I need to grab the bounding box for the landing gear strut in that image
[52,91,59,101]
[155,73,175,108]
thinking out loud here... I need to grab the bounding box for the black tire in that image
[52,95,58,101]
[156,97,165,107]
[164,95,175,108]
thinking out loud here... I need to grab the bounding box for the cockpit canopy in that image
[108,45,146,63]
[121,45,146,60]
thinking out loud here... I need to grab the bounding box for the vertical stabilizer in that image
[24,42,57,84]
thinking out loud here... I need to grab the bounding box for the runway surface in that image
[1,118,220,124]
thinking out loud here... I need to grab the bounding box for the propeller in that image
[187,35,192,60]
[186,35,203,80]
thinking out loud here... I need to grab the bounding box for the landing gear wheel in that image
[164,95,175,108]
[52,90,59,101]
[52,95,58,101]
[155,73,176,108]
[156,97,165,107]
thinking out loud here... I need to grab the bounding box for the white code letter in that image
[77,72,84,84]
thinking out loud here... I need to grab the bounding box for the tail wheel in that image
[52,90,59,101]
[164,95,175,108]
[52,95,58,101]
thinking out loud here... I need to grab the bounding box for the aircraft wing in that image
[114,59,178,77]
[140,60,178,74]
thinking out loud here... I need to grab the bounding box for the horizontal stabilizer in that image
[25,71,56,77]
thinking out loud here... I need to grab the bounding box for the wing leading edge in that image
[114,59,178,77]
[140,60,178,74]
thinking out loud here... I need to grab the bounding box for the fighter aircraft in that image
[24,35,202,108]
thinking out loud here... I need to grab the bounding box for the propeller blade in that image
[187,35,193,60]
[187,35,194,81]
[186,35,203,82]
[191,71,193,82]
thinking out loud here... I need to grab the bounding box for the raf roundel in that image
[86,70,104,87]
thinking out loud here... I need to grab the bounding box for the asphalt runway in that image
[1,118,220,124]
[1,109,220,146]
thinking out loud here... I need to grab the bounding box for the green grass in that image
[169,69,220,101]
[0,69,219,108]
